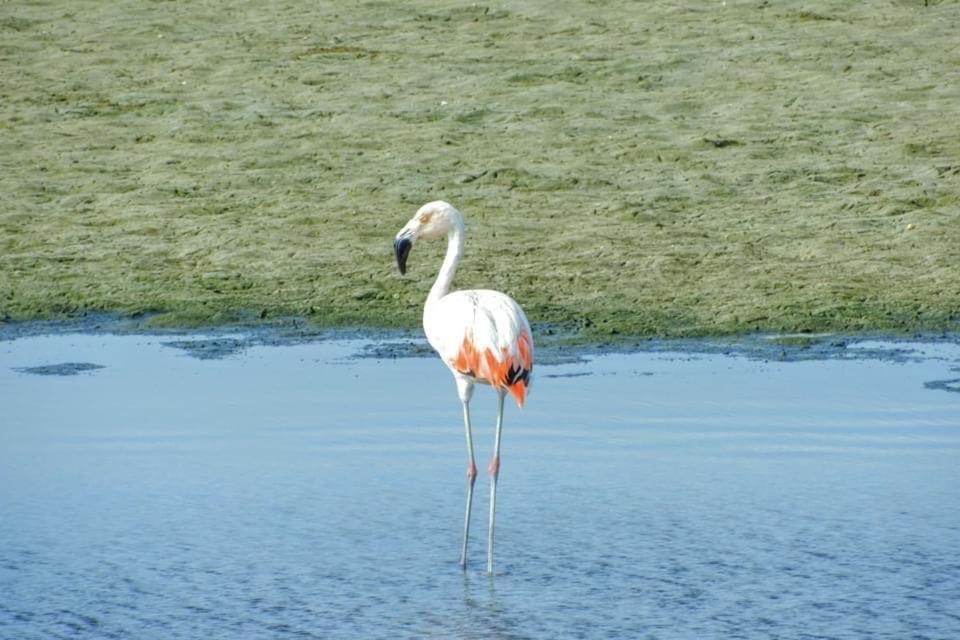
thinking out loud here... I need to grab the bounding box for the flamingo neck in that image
[427,222,465,306]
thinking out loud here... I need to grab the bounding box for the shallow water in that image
[1,334,959,639]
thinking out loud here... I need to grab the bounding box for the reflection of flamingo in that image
[394,201,534,574]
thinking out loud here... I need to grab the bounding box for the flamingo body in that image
[425,289,533,408]
[394,200,533,573]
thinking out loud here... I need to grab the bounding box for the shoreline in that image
[3,313,958,366]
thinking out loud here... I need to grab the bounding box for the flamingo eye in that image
[418,212,433,225]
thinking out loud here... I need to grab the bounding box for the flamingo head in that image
[393,200,463,275]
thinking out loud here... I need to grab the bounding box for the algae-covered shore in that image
[2,1,959,338]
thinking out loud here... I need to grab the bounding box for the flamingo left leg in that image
[487,389,506,574]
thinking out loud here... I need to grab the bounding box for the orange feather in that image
[451,333,532,408]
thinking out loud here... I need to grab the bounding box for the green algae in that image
[2,1,958,338]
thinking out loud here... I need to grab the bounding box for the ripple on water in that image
[0,335,958,638]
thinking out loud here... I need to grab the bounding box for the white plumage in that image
[424,289,533,401]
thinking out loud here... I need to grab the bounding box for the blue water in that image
[1,334,958,639]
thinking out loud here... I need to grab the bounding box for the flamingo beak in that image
[394,235,412,275]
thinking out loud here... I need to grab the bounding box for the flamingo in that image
[393,201,534,574]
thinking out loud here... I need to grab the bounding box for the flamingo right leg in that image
[460,400,477,568]
[457,376,476,569]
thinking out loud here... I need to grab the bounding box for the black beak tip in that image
[394,237,412,275]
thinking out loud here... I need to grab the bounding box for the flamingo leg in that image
[460,400,477,569]
[487,390,506,574]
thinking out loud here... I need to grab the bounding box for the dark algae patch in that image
[924,378,960,394]
[2,2,959,337]
[162,337,253,360]
[15,362,105,376]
